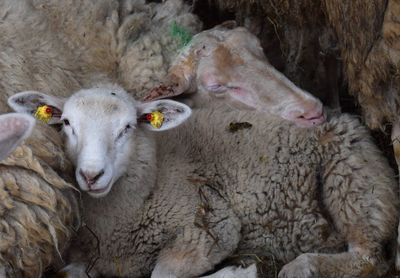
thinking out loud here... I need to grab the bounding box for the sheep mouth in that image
[87,183,112,197]
[89,187,108,193]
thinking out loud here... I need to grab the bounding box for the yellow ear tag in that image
[146,111,164,129]
[34,105,53,123]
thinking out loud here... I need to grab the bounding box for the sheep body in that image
[202,1,400,270]
[66,99,398,277]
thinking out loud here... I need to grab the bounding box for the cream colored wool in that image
[61,99,399,277]
[0,122,79,278]
[0,0,202,104]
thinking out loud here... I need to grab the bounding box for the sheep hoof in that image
[278,254,317,278]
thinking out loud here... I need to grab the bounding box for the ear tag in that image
[34,105,53,123]
[142,111,165,129]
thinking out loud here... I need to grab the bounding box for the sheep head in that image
[8,84,192,198]
[145,23,325,128]
[0,113,35,160]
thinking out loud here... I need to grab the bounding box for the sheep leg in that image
[151,194,241,278]
[278,251,382,278]
[151,218,241,278]
[151,229,238,278]
[391,121,400,270]
[306,129,399,277]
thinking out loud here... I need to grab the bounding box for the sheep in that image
[0,113,80,277]
[0,0,202,105]
[192,4,400,267]
[143,24,400,276]
[10,82,399,277]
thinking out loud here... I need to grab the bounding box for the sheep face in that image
[61,87,138,198]
[196,28,325,127]
[145,25,325,128]
[0,113,35,160]
[8,85,192,198]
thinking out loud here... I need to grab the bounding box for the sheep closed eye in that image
[207,84,226,94]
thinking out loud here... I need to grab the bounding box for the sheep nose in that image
[79,169,105,187]
[294,101,324,121]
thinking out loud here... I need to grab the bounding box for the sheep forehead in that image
[192,31,220,47]
[194,28,261,61]
[64,87,137,120]
[195,27,253,44]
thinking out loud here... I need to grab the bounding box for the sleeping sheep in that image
[193,3,400,268]
[138,24,400,277]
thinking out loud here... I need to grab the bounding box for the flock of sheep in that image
[1,0,400,278]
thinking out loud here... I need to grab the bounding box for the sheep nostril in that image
[93,169,105,182]
[79,169,105,186]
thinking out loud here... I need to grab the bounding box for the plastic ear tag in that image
[145,111,165,129]
[34,105,53,123]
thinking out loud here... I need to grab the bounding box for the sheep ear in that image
[0,113,35,160]
[137,100,191,131]
[8,91,65,124]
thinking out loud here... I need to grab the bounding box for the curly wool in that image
[0,0,202,106]
[64,101,398,277]
[0,122,79,277]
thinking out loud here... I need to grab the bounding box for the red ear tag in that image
[146,114,153,121]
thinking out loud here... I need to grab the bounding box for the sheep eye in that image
[124,124,132,132]
[117,124,132,140]
[63,119,70,126]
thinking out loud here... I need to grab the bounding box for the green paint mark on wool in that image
[170,21,192,48]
